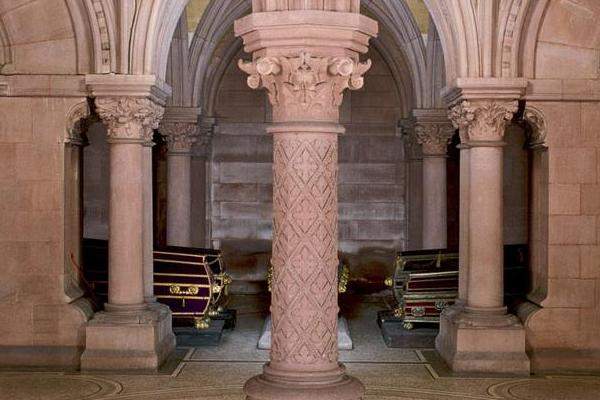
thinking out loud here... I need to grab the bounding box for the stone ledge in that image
[0,345,83,370]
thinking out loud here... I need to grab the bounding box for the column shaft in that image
[167,153,192,247]
[422,155,447,249]
[467,145,504,310]
[108,142,145,306]
[270,127,340,374]
[143,143,155,302]
[458,145,470,303]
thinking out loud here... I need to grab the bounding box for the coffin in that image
[153,245,231,329]
[385,249,459,330]
[82,239,232,329]
[384,245,528,330]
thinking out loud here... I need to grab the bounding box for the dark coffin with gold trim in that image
[384,245,529,329]
[389,250,459,329]
[153,245,229,328]
[81,239,230,328]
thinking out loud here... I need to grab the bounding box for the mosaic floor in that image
[1,297,599,400]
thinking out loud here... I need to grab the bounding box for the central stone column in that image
[235,5,377,399]
[413,109,454,250]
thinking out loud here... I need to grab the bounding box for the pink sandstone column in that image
[457,143,470,304]
[235,4,377,398]
[414,113,454,250]
[435,98,529,375]
[81,83,175,371]
[451,101,516,314]
[160,123,197,247]
[143,138,156,302]
[96,97,162,310]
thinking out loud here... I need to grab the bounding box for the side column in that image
[160,122,197,247]
[413,110,454,250]
[436,98,530,375]
[81,95,175,371]
[235,7,377,398]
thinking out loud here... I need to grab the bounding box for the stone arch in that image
[187,0,438,117]
[423,0,551,82]
[0,0,86,74]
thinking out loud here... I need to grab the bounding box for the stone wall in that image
[521,0,600,372]
[0,97,91,367]
[210,47,406,289]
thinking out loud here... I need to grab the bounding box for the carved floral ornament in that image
[238,52,371,120]
[447,100,518,143]
[95,97,164,142]
[414,123,455,155]
[160,122,199,153]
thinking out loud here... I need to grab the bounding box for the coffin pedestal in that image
[258,314,353,350]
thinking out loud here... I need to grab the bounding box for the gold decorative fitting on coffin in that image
[169,285,200,296]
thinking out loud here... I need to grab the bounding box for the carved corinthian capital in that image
[415,123,455,156]
[448,100,518,143]
[95,97,164,142]
[238,52,371,122]
[160,122,198,154]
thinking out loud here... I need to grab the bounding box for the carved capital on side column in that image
[448,100,518,144]
[160,122,198,154]
[523,105,547,149]
[238,52,371,122]
[95,97,164,143]
[415,123,455,156]
[65,100,92,146]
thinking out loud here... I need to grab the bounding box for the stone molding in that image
[95,97,164,143]
[415,122,455,156]
[238,52,371,122]
[448,100,518,144]
[160,122,198,154]
[86,74,172,106]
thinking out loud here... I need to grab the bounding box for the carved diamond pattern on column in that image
[271,132,339,366]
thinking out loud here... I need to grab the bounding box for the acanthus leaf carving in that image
[159,122,199,154]
[448,100,517,143]
[414,123,455,156]
[95,97,164,142]
[238,52,371,121]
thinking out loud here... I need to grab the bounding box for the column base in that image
[435,307,530,375]
[244,364,364,400]
[81,304,175,372]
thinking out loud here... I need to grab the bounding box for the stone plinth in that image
[81,306,175,371]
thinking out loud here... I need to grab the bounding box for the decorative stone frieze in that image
[448,100,518,143]
[160,122,198,153]
[238,52,371,122]
[415,123,455,155]
[95,97,164,142]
